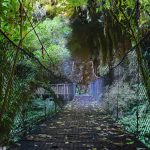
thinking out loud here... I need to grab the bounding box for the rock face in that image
[9,99,148,150]
[71,61,97,85]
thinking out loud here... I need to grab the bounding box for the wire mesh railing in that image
[102,40,150,147]
[9,99,59,142]
[0,28,62,144]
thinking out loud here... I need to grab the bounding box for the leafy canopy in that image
[24,16,72,65]
[67,0,88,6]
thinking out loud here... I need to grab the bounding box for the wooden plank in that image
[64,84,65,99]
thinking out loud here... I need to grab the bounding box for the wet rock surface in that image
[9,96,148,150]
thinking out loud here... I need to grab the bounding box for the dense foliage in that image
[0,0,71,144]
[24,16,71,75]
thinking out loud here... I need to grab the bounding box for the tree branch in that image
[21,22,41,42]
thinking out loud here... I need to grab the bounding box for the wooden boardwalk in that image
[10,96,148,150]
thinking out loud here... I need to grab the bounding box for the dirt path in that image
[10,96,148,150]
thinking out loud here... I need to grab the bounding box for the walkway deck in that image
[10,96,147,150]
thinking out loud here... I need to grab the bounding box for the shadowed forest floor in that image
[10,96,148,150]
